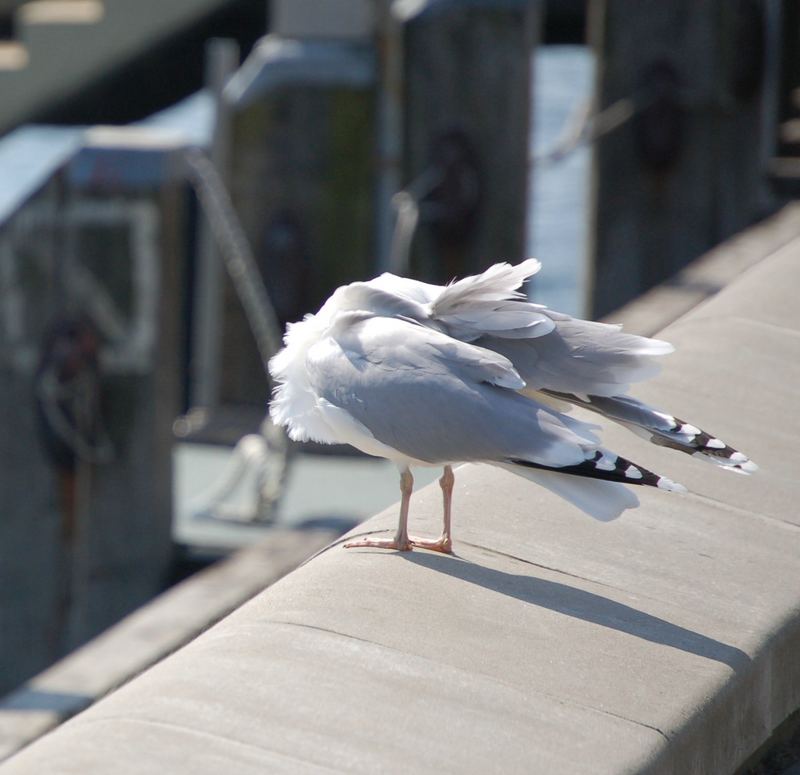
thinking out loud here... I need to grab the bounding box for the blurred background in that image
[0,0,794,735]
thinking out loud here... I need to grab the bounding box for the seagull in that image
[269,259,756,552]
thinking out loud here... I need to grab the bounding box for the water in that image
[173,444,441,549]
[528,45,594,317]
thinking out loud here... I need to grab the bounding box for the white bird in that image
[269,259,756,552]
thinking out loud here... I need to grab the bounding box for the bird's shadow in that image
[404,549,750,672]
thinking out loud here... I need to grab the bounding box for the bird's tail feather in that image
[544,391,758,474]
[492,462,640,522]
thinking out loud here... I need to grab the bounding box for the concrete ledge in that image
[0,528,339,761]
[2,217,800,772]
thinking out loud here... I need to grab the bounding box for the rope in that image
[181,147,289,523]
[182,147,284,376]
[531,94,641,166]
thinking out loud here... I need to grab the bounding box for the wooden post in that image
[588,0,772,317]
[0,131,185,690]
[768,0,800,196]
[190,38,239,410]
[217,3,376,407]
[395,0,540,284]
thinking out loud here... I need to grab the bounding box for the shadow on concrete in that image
[405,551,751,672]
[1,688,93,714]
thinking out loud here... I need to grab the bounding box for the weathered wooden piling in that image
[0,130,185,692]
[588,0,774,317]
[395,0,539,284]
[768,0,800,196]
[217,3,376,407]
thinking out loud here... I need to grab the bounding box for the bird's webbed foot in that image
[408,534,453,554]
[344,535,413,551]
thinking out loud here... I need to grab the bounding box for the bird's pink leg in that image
[409,465,454,554]
[344,468,414,551]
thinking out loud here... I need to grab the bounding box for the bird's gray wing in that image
[304,313,597,468]
[369,261,673,395]
[482,322,756,473]
[369,259,555,342]
[478,314,674,399]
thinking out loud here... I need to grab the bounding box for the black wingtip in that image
[509,450,686,492]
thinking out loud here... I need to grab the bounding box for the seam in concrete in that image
[686,491,800,532]
[263,619,673,744]
[666,314,800,339]
[194,619,671,742]
[454,539,745,631]
[713,317,800,338]
[61,715,343,773]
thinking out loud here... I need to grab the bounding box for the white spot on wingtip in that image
[717,465,749,476]
[727,453,758,474]
[658,477,687,493]
[706,438,725,449]
[624,465,643,480]
[595,454,617,472]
